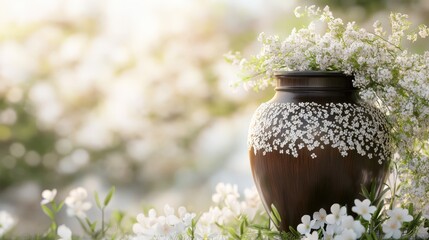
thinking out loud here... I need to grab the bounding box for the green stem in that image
[101,207,105,238]
[77,217,91,235]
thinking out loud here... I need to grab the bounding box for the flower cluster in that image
[65,187,92,219]
[130,183,264,239]
[132,205,195,239]
[1,182,429,239]
[37,186,114,239]
[227,5,429,218]
[297,199,425,240]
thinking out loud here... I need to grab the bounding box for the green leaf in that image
[85,218,97,232]
[365,233,373,240]
[112,210,125,223]
[41,205,55,220]
[94,191,102,209]
[226,226,240,239]
[104,186,115,207]
[240,218,248,236]
[288,226,301,238]
[269,204,282,228]
[57,201,65,212]
[361,184,371,199]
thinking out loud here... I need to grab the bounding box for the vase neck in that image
[274,71,356,92]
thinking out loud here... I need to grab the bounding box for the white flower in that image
[386,208,413,223]
[195,207,224,239]
[178,206,195,226]
[133,209,158,237]
[333,229,357,240]
[312,208,327,229]
[324,224,336,240]
[326,204,347,225]
[297,215,315,235]
[417,224,429,239]
[211,183,239,205]
[340,216,365,238]
[194,204,239,239]
[241,187,262,221]
[382,218,402,239]
[302,231,319,240]
[351,199,376,221]
[133,205,195,239]
[41,189,57,205]
[0,211,15,237]
[57,224,72,240]
[65,187,92,218]
[224,194,241,217]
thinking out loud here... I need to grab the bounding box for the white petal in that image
[42,190,52,199]
[330,204,340,214]
[164,204,174,215]
[82,202,92,211]
[301,215,311,224]
[297,223,307,234]
[57,224,72,240]
[325,214,336,225]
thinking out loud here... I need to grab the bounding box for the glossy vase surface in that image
[248,71,391,231]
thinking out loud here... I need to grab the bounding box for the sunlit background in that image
[1,0,428,235]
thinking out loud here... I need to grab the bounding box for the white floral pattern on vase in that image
[248,102,391,163]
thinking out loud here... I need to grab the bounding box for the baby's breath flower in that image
[41,189,57,205]
[57,225,72,240]
[65,187,92,219]
[132,205,196,239]
[211,183,239,205]
[0,211,15,237]
[418,25,429,38]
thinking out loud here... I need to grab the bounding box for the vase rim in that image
[274,70,352,78]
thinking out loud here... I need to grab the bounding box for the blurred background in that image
[0,0,428,235]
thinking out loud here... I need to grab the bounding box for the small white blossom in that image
[386,208,413,223]
[41,189,57,205]
[297,215,315,235]
[351,199,376,221]
[326,204,347,225]
[65,187,92,219]
[333,229,357,240]
[211,183,239,204]
[225,195,241,216]
[0,211,15,237]
[133,205,196,239]
[340,216,365,238]
[382,218,402,239]
[57,224,72,240]
[312,208,327,229]
[417,224,429,239]
[240,187,262,221]
[195,207,226,239]
[302,231,319,240]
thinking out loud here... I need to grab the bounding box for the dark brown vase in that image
[248,71,391,231]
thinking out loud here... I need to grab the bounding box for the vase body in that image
[248,71,391,231]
